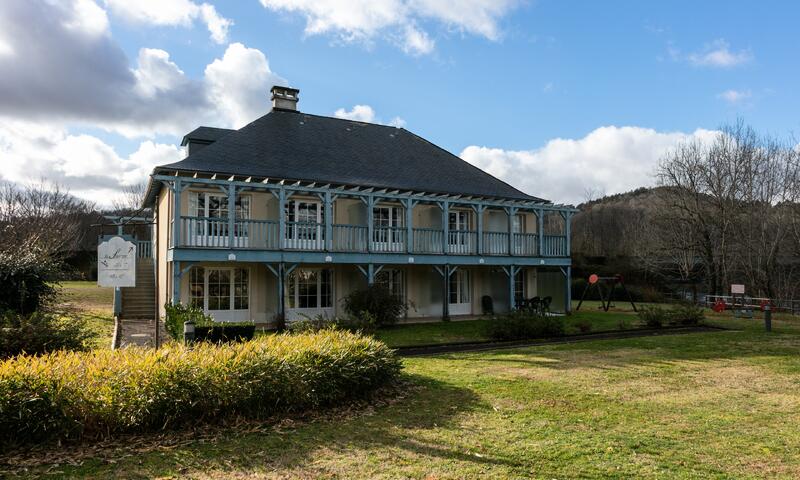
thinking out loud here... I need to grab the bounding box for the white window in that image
[373,205,404,250]
[188,192,251,247]
[375,268,405,301]
[287,269,333,310]
[448,210,472,253]
[514,270,526,301]
[512,214,525,234]
[187,266,250,321]
[285,200,324,249]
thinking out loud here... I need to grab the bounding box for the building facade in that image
[143,86,576,326]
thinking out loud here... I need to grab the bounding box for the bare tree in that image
[0,181,95,260]
[111,183,147,213]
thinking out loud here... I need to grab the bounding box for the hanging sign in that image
[98,236,136,287]
[731,284,745,295]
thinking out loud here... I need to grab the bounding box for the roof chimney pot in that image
[271,85,299,112]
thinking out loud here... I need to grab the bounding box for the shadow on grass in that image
[431,324,800,373]
[9,373,507,478]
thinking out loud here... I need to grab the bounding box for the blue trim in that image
[169,248,571,266]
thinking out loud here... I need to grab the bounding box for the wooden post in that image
[443,265,450,320]
[565,265,572,314]
[537,209,544,256]
[475,204,485,255]
[442,201,450,254]
[324,191,333,251]
[367,263,375,285]
[172,260,181,305]
[405,198,414,254]
[367,195,375,253]
[278,188,286,250]
[277,262,285,326]
[508,265,516,311]
[564,211,572,256]
[227,184,236,248]
[172,179,182,248]
[507,207,518,256]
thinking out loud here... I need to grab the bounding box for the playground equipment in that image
[575,274,638,312]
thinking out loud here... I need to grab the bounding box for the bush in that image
[575,319,593,333]
[0,249,60,314]
[194,323,256,343]
[164,303,214,341]
[0,310,92,358]
[637,303,705,328]
[288,312,378,335]
[485,311,565,341]
[343,285,407,327]
[0,330,401,448]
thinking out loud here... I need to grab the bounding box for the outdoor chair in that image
[482,295,494,315]
[527,296,541,313]
[541,296,552,315]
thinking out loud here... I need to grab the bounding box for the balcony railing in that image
[176,216,568,257]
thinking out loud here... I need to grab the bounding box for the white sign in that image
[731,284,745,295]
[98,236,137,287]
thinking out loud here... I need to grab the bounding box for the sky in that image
[1,0,798,206]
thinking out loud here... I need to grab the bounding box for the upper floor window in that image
[189,191,251,219]
[512,214,525,234]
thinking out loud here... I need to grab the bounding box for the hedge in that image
[0,330,401,448]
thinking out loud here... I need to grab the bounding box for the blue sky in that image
[0,0,797,205]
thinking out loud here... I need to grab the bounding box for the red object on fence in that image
[713,299,726,312]
[760,300,771,311]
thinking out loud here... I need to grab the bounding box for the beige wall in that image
[157,188,170,319]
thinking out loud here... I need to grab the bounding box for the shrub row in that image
[0,330,401,448]
[637,304,705,328]
[485,311,565,341]
[0,310,92,359]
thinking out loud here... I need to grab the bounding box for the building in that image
[140,86,575,328]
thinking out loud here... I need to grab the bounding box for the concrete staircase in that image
[113,258,166,348]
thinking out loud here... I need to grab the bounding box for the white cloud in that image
[717,89,751,104]
[205,43,288,128]
[258,0,520,54]
[105,0,232,44]
[0,119,182,205]
[333,105,406,127]
[687,39,752,68]
[460,126,717,205]
[334,105,377,122]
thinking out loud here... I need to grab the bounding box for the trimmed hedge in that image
[194,324,256,342]
[637,304,704,328]
[485,311,565,341]
[0,330,401,448]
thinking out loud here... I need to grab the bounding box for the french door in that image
[285,200,323,250]
[511,213,525,255]
[188,192,251,247]
[448,210,472,254]
[449,269,471,315]
[286,269,334,321]
[373,205,404,252]
[189,267,250,322]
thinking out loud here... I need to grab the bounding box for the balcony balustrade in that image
[176,216,568,257]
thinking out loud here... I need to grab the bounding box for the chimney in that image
[271,85,299,112]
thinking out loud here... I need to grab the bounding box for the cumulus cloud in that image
[105,0,232,44]
[0,1,284,137]
[686,39,752,68]
[333,105,406,127]
[460,126,717,205]
[258,0,520,54]
[0,119,182,205]
[717,89,751,104]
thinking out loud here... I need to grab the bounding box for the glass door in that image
[286,269,334,321]
[188,192,250,247]
[448,210,472,254]
[449,270,471,315]
[373,205,404,252]
[285,200,323,249]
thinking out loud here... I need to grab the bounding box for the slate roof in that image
[153,110,544,203]
[180,126,235,146]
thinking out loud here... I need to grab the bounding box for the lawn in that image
[57,281,115,348]
[6,309,800,478]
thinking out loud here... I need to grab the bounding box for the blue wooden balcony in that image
[177,216,569,257]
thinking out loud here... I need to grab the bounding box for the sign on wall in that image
[731,284,745,295]
[98,236,136,288]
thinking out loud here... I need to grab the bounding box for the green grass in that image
[7,308,799,478]
[57,281,114,348]
[377,303,646,348]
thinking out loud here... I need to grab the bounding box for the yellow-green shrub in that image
[0,329,401,447]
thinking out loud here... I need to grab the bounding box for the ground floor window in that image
[188,267,249,311]
[449,270,471,304]
[287,269,333,309]
[375,268,405,301]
